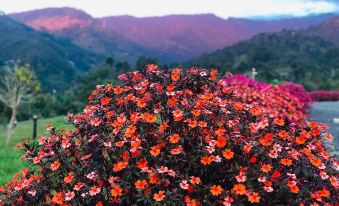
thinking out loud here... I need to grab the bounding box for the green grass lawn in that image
[0,116,74,185]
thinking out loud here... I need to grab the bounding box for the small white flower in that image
[65,191,75,201]
[157,166,168,173]
[180,180,189,190]
[236,175,246,182]
[104,141,112,148]
[257,176,266,182]
[264,186,273,193]
[86,172,97,180]
[28,190,36,196]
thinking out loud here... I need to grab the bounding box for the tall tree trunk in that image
[6,107,16,147]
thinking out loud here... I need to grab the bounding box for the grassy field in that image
[0,116,73,185]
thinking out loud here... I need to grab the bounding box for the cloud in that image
[0,0,338,18]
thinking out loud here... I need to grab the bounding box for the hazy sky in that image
[1,0,339,18]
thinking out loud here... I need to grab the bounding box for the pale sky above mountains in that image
[0,0,339,18]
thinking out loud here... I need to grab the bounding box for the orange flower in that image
[101,97,111,105]
[135,180,148,190]
[200,156,212,165]
[167,84,176,91]
[150,146,161,156]
[289,185,299,193]
[243,144,252,154]
[142,113,157,123]
[89,186,101,196]
[170,145,183,155]
[250,107,260,116]
[187,119,198,128]
[167,97,177,107]
[274,118,285,126]
[215,128,225,136]
[149,174,159,184]
[51,192,64,205]
[310,158,322,167]
[169,134,180,144]
[191,109,201,117]
[137,99,147,108]
[113,161,128,172]
[50,160,61,171]
[210,185,223,196]
[190,176,201,185]
[173,110,184,121]
[125,125,137,138]
[295,136,306,145]
[159,122,168,133]
[259,133,273,146]
[203,92,214,100]
[280,158,292,166]
[64,172,74,184]
[216,136,227,148]
[171,73,180,82]
[323,133,334,141]
[319,188,330,197]
[222,149,234,160]
[278,130,289,139]
[111,185,122,197]
[330,176,338,188]
[261,164,272,173]
[113,86,123,94]
[232,183,246,195]
[248,192,260,203]
[209,69,218,80]
[153,190,165,201]
[198,121,207,128]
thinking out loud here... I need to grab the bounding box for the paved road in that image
[309,101,339,149]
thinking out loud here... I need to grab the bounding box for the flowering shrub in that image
[0,66,338,205]
[224,75,312,125]
[310,90,339,102]
[278,82,313,112]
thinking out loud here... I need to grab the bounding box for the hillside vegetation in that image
[187,30,339,90]
[0,15,101,91]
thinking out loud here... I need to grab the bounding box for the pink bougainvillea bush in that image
[224,75,312,126]
[0,66,338,205]
[310,91,339,102]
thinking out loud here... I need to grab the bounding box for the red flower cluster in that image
[224,75,312,125]
[0,66,338,205]
[310,90,339,102]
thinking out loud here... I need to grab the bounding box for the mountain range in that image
[0,15,100,91]
[9,7,337,62]
[1,7,339,90]
[187,17,339,90]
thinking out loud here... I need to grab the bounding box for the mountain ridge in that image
[0,15,101,91]
[9,8,337,61]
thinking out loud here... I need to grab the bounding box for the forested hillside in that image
[0,15,101,91]
[187,30,339,90]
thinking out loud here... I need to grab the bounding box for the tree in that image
[0,63,40,146]
[68,61,117,112]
